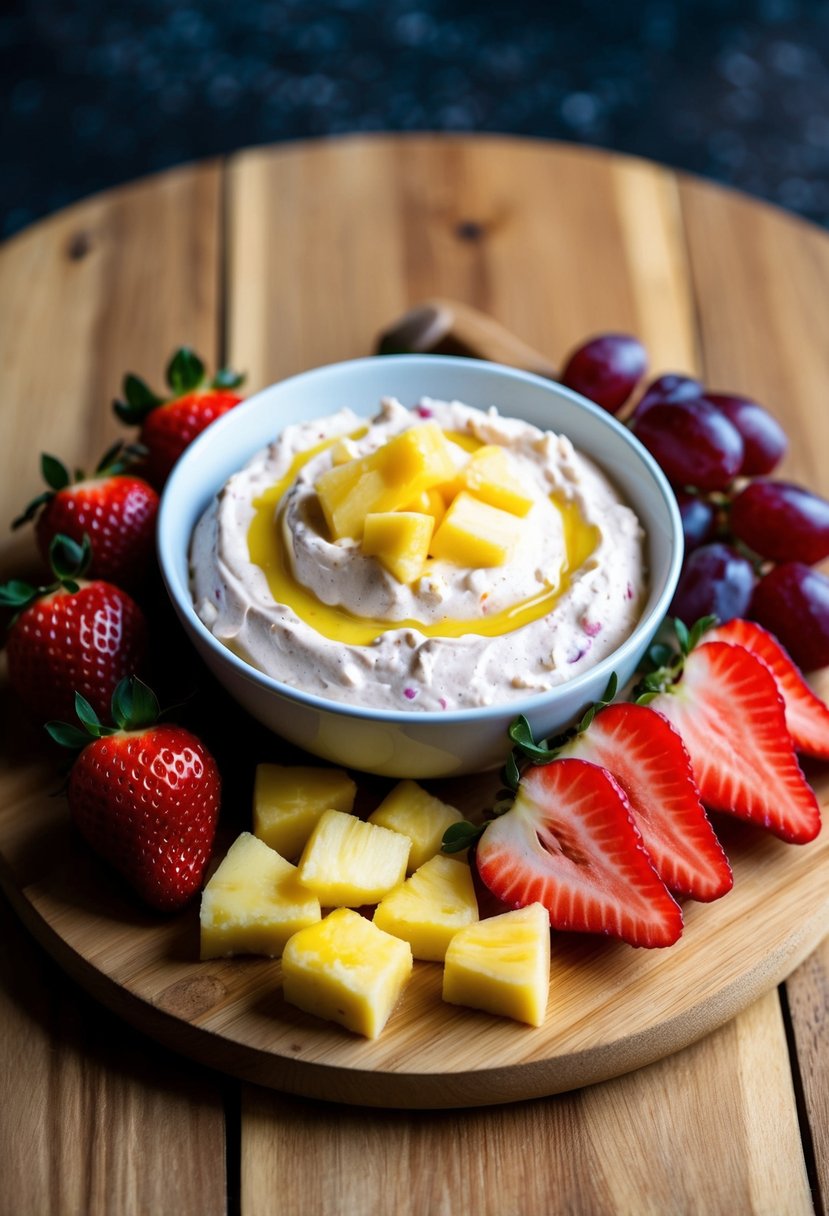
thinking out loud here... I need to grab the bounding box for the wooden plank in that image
[0,891,228,1216]
[0,161,227,1215]
[239,991,810,1216]
[786,937,829,1206]
[226,136,697,387]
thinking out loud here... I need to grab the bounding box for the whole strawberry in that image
[13,443,159,589]
[114,347,245,489]
[48,678,220,912]
[0,534,148,722]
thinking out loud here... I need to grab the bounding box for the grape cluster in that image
[560,335,829,670]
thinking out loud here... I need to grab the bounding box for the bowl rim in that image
[158,353,684,725]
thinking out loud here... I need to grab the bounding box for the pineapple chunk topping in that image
[298,808,410,906]
[282,908,413,1039]
[442,902,551,1027]
[402,487,447,528]
[313,422,540,582]
[200,832,321,960]
[430,492,524,568]
[374,854,479,962]
[253,764,357,861]
[458,445,535,517]
[315,422,457,541]
[362,511,435,585]
[368,779,464,873]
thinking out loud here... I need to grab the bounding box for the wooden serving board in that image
[1,137,828,1113]
[2,629,828,1110]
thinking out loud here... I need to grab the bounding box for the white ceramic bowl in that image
[158,355,682,778]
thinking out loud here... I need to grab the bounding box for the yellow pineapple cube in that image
[460,445,534,517]
[402,487,446,529]
[373,854,479,961]
[253,764,357,861]
[362,511,435,584]
[200,833,321,960]
[442,902,550,1026]
[430,491,524,568]
[282,908,413,1038]
[329,437,359,466]
[368,779,464,872]
[315,423,457,539]
[298,809,410,906]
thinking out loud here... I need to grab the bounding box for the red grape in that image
[559,334,647,415]
[676,490,718,552]
[634,398,744,491]
[750,562,829,670]
[729,481,829,564]
[632,373,702,421]
[670,542,756,627]
[704,393,787,475]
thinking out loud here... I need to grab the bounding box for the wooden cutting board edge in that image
[4,852,826,1110]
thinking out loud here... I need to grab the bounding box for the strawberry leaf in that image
[74,692,103,735]
[504,749,521,790]
[50,532,92,581]
[212,367,246,390]
[644,641,675,671]
[441,820,484,853]
[508,715,553,762]
[45,721,92,750]
[687,614,718,651]
[124,373,162,410]
[674,618,691,655]
[111,675,159,731]
[114,375,163,426]
[167,347,205,395]
[95,439,127,475]
[11,490,54,529]
[0,579,37,608]
[41,453,71,491]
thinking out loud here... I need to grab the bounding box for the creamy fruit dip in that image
[190,397,646,711]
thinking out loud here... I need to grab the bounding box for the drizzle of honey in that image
[247,434,599,647]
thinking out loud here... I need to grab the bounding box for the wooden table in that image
[1,135,827,1215]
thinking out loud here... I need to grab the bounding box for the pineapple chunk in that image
[442,903,550,1027]
[373,854,479,961]
[430,491,525,568]
[253,764,357,861]
[200,832,321,960]
[362,511,435,584]
[298,809,410,906]
[329,437,359,466]
[460,445,534,517]
[315,423,457,539]
[402,487,447,528]
[368,779,464,872]
[282,908,413,1039]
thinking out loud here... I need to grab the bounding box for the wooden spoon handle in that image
[376,299,558,380]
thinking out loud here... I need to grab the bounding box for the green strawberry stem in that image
[634,614,718,702]
[12,442,150,530]
[0,532,94,616]
[46,677,161,749]
[113,346,246,426]
[442,617,717,857]
[507,670,620,778]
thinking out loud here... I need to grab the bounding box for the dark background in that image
[4,0,829,239]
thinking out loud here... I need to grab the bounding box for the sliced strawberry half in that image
[558,702,732,902]
[708,618,829,760]
[476,758,683,948]
[648,641,821,844]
